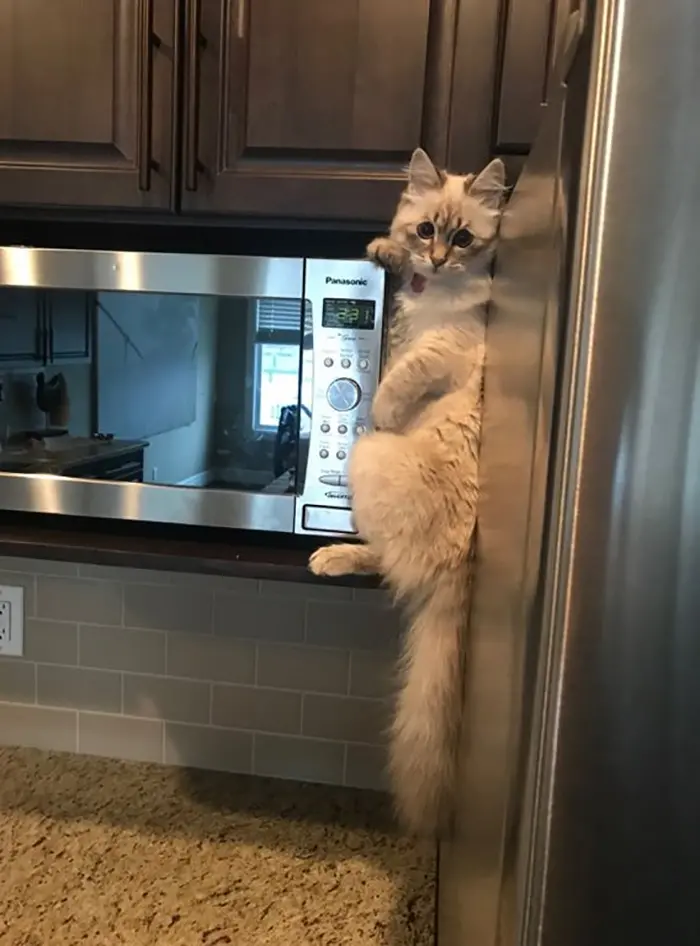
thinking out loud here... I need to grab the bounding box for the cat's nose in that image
[430,253,447,271]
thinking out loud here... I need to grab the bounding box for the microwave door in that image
[0,250,303,534]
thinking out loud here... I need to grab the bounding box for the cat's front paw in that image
[367,237,409,276]
[309,545,362,578]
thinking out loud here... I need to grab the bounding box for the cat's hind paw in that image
[367,237,409,276]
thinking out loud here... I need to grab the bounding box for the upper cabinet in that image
[0,0,176,211]
[446,0,559,180]
[0,0,557,223]
[182,0,432,220]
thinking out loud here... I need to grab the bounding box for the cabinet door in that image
[182,0,432,222]
[447,0,556,177]
[0,0,176,211]
[495,0,557,151]
[0,288,42,363]
[46,291,92,362]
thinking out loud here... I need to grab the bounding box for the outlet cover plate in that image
[0,585,24,657]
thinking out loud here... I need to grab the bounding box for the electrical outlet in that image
[0,585,24,657]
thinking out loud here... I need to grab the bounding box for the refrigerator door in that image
[528,0,700,944]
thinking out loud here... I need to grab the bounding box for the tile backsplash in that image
[0,557,400,790]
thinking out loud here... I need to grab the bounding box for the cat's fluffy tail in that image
[390,570,466,835]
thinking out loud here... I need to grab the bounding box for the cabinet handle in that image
[137,0,161,192]
[184,0,203,192]
[236,0,246,40]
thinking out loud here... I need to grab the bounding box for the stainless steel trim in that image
[0,473,295,533]
[0,249,304,298]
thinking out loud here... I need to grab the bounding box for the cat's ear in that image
[407,148,443,193]
[468,158,506,210]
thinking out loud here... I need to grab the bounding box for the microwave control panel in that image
[295,258,387,536]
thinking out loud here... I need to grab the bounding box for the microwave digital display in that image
[322,298,376,330]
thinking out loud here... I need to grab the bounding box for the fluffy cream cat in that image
[309,148,506,834]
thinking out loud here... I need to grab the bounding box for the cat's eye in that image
[416,221,435,239]
[452,228,474,248]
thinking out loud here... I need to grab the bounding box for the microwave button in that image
[337,424,348,435]
[324,357,334,367]
[341,358,351,369]
[355,424,367,435]
[320,422,331,433]
[320,448,329,459]
[319,474,341,486]
[338,475,349,487]
[358,358,370,370]
[336,449,347,461]
[327,377,361,412]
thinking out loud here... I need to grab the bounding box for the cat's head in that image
[391,149,506,280]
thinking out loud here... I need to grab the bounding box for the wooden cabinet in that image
[0,0,176,210]
[46,291,92,362]
[0,288,91,364]
[0,0,557,222]
[0,288,41,363]
[447,0,559,179]
[182,0,434,221]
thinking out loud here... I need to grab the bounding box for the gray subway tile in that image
[303,694,389,745]
[257,643,349,694]
[213,592,305,643]
[124,583,212,634]
[36,576,122,625]
[0,556,78,576]
[79,564,174,583]
[0,571,35,617]
[79,712,164,764]
[167,632,255,684]
[38,665,122,713]
[0,660,36,703]
[0,702,76,752]
[79,624,165,674]
[165,722,253,774]
[123,673,210,724]
[24,618,78,665]
[254,734,345,785]
[306,600,403,652]
[353,587,393,605]
[212,684,301,734]
[349,650,397,699]
[260,579,353,602]
[345,744,389,791]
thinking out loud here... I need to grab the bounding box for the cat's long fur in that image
[309,149,506,835]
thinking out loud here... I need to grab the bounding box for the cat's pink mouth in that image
[410,273,427,294]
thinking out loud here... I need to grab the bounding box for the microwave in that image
[0,249,387,536]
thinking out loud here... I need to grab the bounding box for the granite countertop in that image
[0,436,147,474]
[0,747,435,945]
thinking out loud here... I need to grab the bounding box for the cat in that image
[309,148,506,835]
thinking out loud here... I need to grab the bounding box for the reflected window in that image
[253,299,312,432]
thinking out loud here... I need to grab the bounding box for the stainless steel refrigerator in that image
[438,1,700,943]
